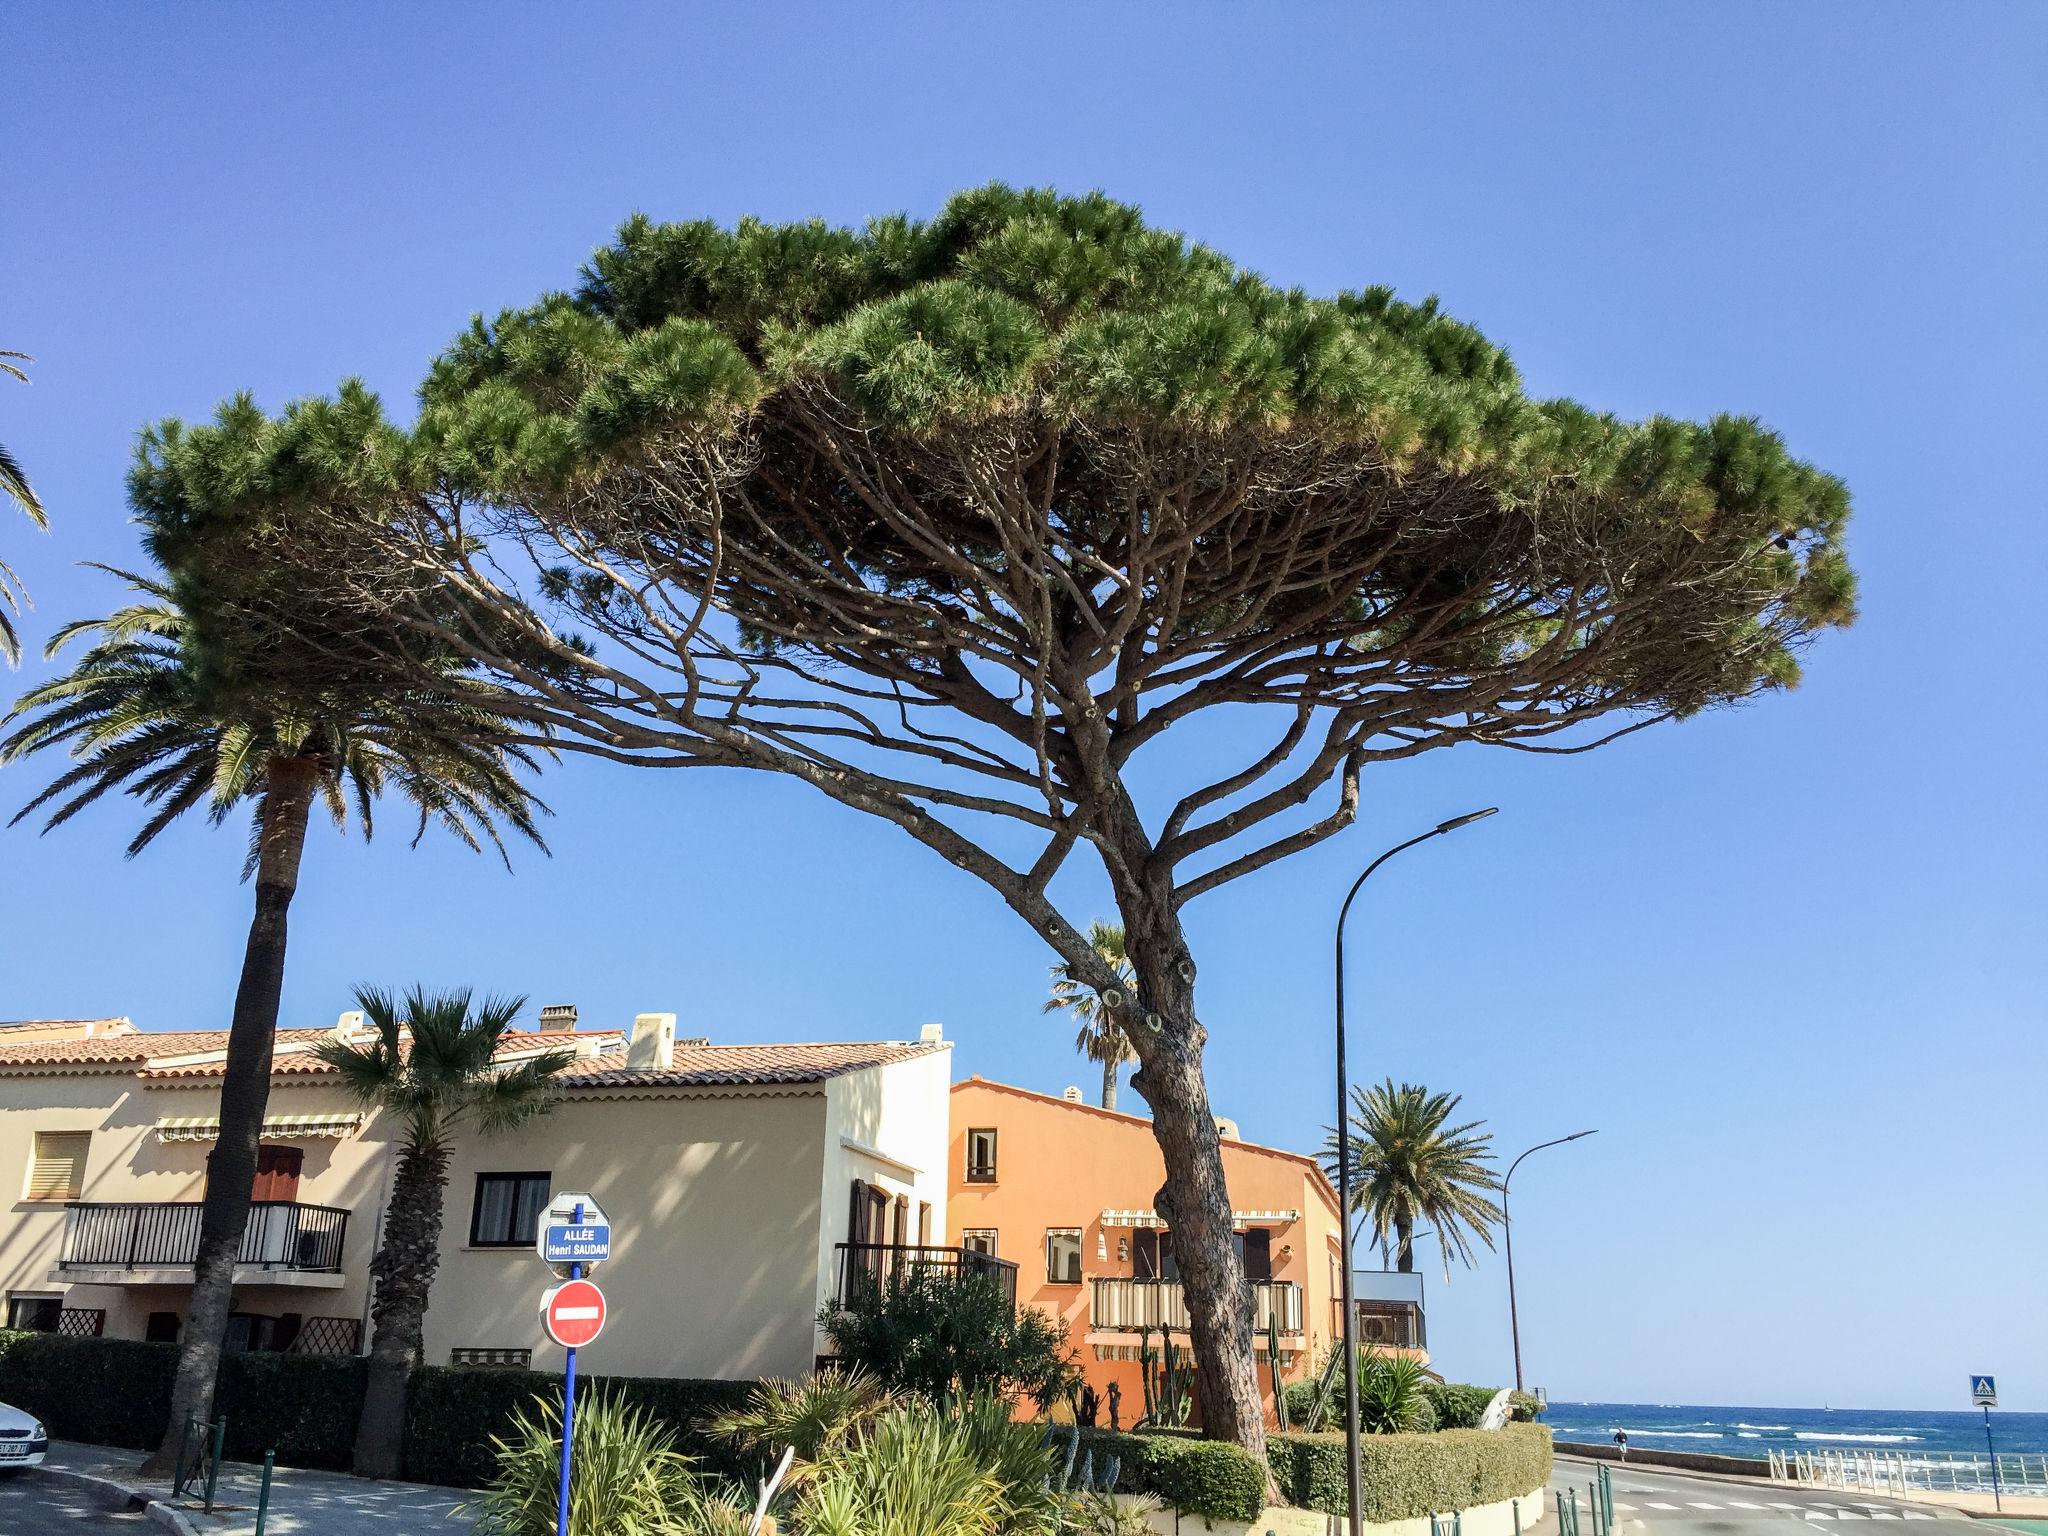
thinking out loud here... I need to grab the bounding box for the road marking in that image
[1866,1515,1899,1521]
[1647,1502,1682,1511]
[1900,1514,1934,1522]
[1771,1503,1803,1510]
[1687,1502,1723,1510]
[1730,1501,1765,1509]
[1616,1504,1638,1512]
[1805,1514,1833,1522]
[1833,1514,1867,1521]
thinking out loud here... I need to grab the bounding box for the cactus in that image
[1266,1307,1290,1431]
[1045,1426,1122,1495]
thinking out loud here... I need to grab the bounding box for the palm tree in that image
[1042,919,1138,1110]
[0,566,548,1475]
[316,985,574,1478]
[1320,1079,1504,1277]
[1,350,48,667]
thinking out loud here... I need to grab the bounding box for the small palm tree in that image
[317,986,574,1479]
[1,349,48,666]
[1043,920,1137,1110]
[1321,1079,1503,1277]
[0,565,548,1476]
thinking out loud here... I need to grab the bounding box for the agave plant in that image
[1356,1345,1435,1435]
[466,1390,746,1536]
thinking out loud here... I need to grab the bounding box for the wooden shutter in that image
[848,1179,869,1243]
[27,1132,89,1201]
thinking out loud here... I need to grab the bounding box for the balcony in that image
[831,1243,1020,1312]
[1337,1269,1427,1351]
[1090,1276,1304,1337]
[58,1201,349,1286]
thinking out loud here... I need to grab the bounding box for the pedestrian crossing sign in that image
[1971,1375,1997,1406]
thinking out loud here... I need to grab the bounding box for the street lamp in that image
[1333,807,1497,1536]
[1502,1130,1597,1393]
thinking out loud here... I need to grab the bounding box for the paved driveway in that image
[0,1468,151,1530]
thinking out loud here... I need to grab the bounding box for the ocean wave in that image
[1738,1433,1762,1439]
[1621,1431,1727,1440]
[1735,1424,1790,1431]
[1793,1432,1922,1444]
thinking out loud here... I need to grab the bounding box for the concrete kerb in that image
[32,1463,202,1535]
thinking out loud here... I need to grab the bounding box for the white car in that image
[0,1403,47,1471]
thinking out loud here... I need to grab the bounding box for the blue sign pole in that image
[557,1201,583,1536]
[1983,1405,2000,1512]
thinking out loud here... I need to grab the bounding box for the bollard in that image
[171,1416,193,1496]
[1514,1497,1522,1536]
[254,1450,274,1536]
[203,1415,226,1513]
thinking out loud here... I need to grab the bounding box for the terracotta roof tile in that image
[562,1040,945,1089]
[0,1027,608,1078]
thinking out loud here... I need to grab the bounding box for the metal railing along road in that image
[832,1243,1020,1310]
[60,1201,349,1273]
[1773,1447,2048,1497]
[1089,1276,1304,1335]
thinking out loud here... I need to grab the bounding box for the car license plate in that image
[0,1443,26,1459]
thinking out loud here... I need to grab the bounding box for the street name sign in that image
[540,1278,607,1349]
[1972,1375,1997,1408]
[537,1191,612,1270]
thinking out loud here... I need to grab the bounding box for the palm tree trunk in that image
[1100,1053,1119,1112]
[142,758,317,1477]
[353,1138,453,1479]
[1394,1208,1415,1274]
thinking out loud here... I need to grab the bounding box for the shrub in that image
[404,1366,759,1488]
[1266,1422,1553,1520]
[1281,1348,1434,1434]
[820,1269,1073,1408]
[1075,1429,1268,1523]
[704,1370,898,1487]
[466,1388,745,1536]
[216,1351,369,1470]
[0,1331,175,1450]
[0,1331,365,1469]
[1422,1382,1498,1431]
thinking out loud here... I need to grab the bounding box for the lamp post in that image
[1334,807,1497,1536]
[1502,1130,1596,1393]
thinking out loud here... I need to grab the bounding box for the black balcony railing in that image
[60,1201,349,1274]
[1089,1276,1304,1335]
[832,1243,1019,1311]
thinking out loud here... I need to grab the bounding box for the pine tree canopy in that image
[408,183,1853,721]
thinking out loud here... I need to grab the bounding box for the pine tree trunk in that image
[352,1138,452,1479]
[142,758,317,1477]
[1100,1053,1119,1112]
[1113,898,1268,1470]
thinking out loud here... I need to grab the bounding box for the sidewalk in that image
[44,1441,471,1534]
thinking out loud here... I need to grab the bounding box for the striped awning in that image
[156,1112,362,1144]
[1099,1208,1301,1229]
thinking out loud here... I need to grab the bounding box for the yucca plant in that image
[1356,1345,1434,1435]
[467,1389,746,1536]
[704,1370,899,1487]
[795,1406,1009,1536]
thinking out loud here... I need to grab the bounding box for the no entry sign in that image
[540,1278,607,1349]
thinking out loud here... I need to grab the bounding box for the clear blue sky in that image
[4,3,2043,1411]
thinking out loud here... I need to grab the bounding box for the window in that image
[5,1295,60,1333]
[1236,1227,1272,1282]
[470,1173,550,1247]
[965,1128,998,1183]
[1046,1228,1083,1284]
[848,1180,892,1245]
[145,1311,181,1344]
[1133,1229,1180,1281]
[25,1131,89,1202]
[961,1228,999,1257]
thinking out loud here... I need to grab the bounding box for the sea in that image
[1545,1404,2048,1461]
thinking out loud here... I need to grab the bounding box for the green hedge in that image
[1076,1428,1268,1523]
[1423,1382,1497,1430]
[1267,1422,1553,1520]
[402,1366,761,1488]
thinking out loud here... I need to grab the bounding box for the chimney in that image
[919,1022,944,1044]
[538,1004,578,1032]
[332,1010,365,1040]
[628,1012,676,1071]
[1214,1115,1240,1141]
[1062,1086,1083,1103]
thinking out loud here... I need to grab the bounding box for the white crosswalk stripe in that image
[1806,1513,1833,1522]
[1648,1503,1682,1511]
[1771,1502,1804,1510]
[1867,1514,1899,1521]
[1834,1513,1868,1521]
[1900,1514,1935,1521]
[1616,1504,1638,1512]
[1688,1503,1723,1510]
[1730,1501,1765,1509]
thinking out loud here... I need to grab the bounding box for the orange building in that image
[948,1076,1427,1427]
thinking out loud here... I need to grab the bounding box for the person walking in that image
[1614,1428,1630,1462]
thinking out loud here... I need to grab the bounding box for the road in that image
[0,1468,150,1529]
[1551,1458,1983,1536]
